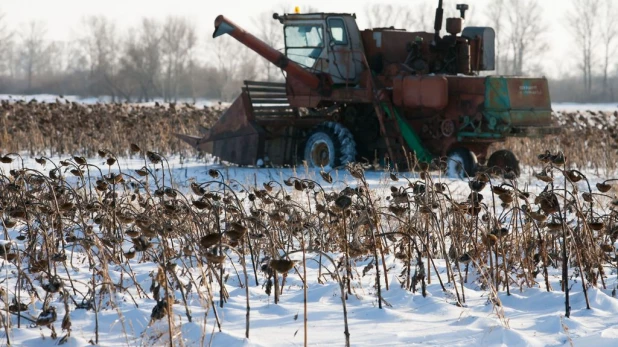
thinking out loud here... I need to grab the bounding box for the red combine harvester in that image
[177,1,558,176]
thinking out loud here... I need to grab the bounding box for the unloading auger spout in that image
[213,15,330,93]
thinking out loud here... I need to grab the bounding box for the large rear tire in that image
[488,149,520,177]
[303,122,356,168]
[446,148,477,179]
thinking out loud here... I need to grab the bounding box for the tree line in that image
[485,0,618,102]
[0,0,616,103]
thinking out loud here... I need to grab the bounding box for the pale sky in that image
[0,0,581,78]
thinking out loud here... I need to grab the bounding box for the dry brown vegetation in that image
[495,110,618,171]
[0,99,223,157]
[0,147,617,346]
[0,99,615,173]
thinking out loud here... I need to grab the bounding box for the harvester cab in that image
[273,12,364,85]
[178,1,559,177]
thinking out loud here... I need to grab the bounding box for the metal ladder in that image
[372,101,409,170]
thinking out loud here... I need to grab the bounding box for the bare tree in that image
[2,41,19,78]
[485,0,505,74]
[0,10,14,76]
[599,0,617,99]
[19,20,48,90]
[211,36,240,99]
[121,18,162,102]
[363,1,448,32]
[0,11,9,44]
[506,0,547,76]
[161,16,197,102]
[253,12,284,81]
[79,16,126,100]
[413,2,435,32]
[212,37,234,77]
[40,41,67,78]
[364,3,417,30]
[210,34,262,101]
[566,0,600,96]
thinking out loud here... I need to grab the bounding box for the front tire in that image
[303,122,356,168]
[488,149,520,177]
[446,148,477,178]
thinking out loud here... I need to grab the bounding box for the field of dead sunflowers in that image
[0,98,224,158]
[0,98,616,171]
[0,101,618,346]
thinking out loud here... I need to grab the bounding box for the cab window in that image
[327,18,348,45]
[284,25,324,68]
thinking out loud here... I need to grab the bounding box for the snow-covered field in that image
[0,155,617,347]
[552,103,618,112]
[0,93,616,347]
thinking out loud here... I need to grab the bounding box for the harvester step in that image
[249,94,290,100]
[254,111,297,117]
[245,87,287,94]
[251,98,290,104]
[253,106,294,110]
[244,80,286,88]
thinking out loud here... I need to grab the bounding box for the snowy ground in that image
[0,94,616,346]
[1,155,618,347]
[552,103,618,112]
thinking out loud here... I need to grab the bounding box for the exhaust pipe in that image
[434,0,444,42]
[213,15,324,91]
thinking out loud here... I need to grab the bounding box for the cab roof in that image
[274,12,356,24]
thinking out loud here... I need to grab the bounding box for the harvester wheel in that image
[303,122,357,168]
[487,150,521,177]
[446,148,477,179]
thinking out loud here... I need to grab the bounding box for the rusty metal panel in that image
[330,87,373,103]
[447,76,486,95]
[361,29,434,68]
[196,139,214,155]
[189,89,263,165]
[286,76,322,108]
[263,128,296,165]
[484,76,553,127]
[485,77,551,111]
[212,133,260,166]
[507,78,551,110]
[207,91,255,141]
[484,77,510,110]
[509,110,553,127]
[392,75,448,110]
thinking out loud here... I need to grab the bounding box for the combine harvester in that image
[178,0,559,176]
